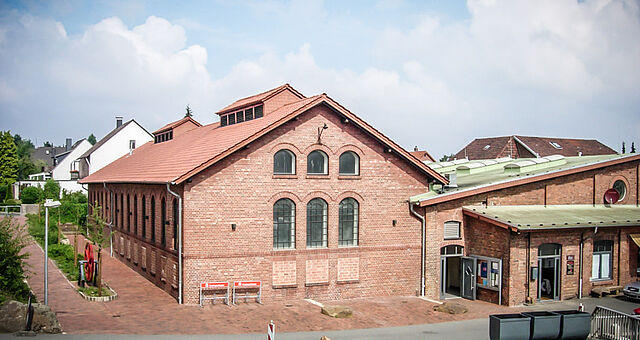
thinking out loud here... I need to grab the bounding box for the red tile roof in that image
[455,135,616,160]
[409,150,436,162]
[80,87,447,186]
[153,116,202,135]
[216,84,305,115]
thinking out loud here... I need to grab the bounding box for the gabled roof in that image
[409,150,436,163]
[455,135,617,160]
[216,84,305,115]
[53,139,87,160]
[463,205,640,232]
[79,120,152,159]
[153,116,202,135]
[80,89,447,185]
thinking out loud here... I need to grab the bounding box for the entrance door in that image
[538,243,561,301]
[461,257,477,300]
[440,245,464,299]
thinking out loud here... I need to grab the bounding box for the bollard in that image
[24,293,34,331]
[267,320,275,340]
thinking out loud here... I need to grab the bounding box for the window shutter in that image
[444,222,460,240]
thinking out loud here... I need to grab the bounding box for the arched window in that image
[134,195,138,235]
[339,198,359,246]
[274,149,296,174]
[126,194,130,231]
[161,197,166,246]
[141,196,146,239]
[339,151,359,175]
[120,194,124,229]
[173,198,178,250]
[307,150,328,175]
[306,198,327,247]
[273,198,295,249]
[151,196,156,242]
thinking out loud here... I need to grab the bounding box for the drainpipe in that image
[104,182,114,257]
[579,232,584,299]
[409,202,426,297]
[167,182,183,304]
[526,232,531,302]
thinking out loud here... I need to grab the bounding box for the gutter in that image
[409,202,426,297]
[166,182,183,305]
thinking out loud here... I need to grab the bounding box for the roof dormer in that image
[153,116,202,143]
[216,84,305,127]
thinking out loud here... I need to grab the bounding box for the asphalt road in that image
[2,295,637,340]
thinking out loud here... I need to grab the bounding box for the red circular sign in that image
[604,188,620,204]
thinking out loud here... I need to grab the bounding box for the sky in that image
[0,0,638,159]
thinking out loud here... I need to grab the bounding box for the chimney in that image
[414,146,418,152]
[65,138,72,151]
[116,116,123,128]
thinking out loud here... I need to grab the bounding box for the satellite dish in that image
[604,188,620,204]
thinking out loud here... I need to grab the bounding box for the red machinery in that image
[83,243,95,282]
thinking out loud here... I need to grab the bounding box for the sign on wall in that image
[566,255,575,275]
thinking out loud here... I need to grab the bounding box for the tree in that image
[632,142,636,154]
[0,131,18,185]
[20,186,43,204]
[439,154,455,162]
[87,134,97,145]
[184,104,193,118]
[43,179,60,199]
[0,218,31,303]
[622,142,626,154]
[12,134,37,181]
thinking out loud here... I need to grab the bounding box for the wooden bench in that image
[591,285,623,298]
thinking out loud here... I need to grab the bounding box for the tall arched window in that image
[120,194,124,229]
[134,195,138,236]
[339,198,359,246]
[173,198,178,250]
[274,150,296,174]
[142,196,147,239]
[339,151,359,175]
[151,196,156,242]
[307,198,327,247]
[273,198,295,249]
[126,194,130,231]
[307,150,328,175]
[161,197,166,246]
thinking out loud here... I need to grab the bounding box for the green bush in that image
[26,214,79,281]
[21,186,43,204]
[62,191,87,204]
[0,218,31,303]
[43,180,60,199]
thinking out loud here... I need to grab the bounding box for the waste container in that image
[489,313,532,340]
[521,311,561,340]
[551,310,590,340]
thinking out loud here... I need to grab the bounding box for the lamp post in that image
[44,199,61,305]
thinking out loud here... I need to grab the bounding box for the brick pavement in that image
[12,216,519,334]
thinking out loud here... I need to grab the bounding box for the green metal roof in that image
[411,154,637,204]
[463,204,640,231]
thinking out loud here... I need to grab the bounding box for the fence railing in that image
[591,305,640,340]
[0,205,22,215]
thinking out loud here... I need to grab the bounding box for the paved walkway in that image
[15,215,620,335]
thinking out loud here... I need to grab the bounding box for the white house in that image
[78,116,153,178]
[51,139,92,181]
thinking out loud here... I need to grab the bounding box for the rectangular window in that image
[221,115,228,126]
[444,221,460,240]
[228,113,236,125]
[129,140,136,150]
[236,111,244,123]
[254,105,263,118]
[245,108,254,121]
[592,240,613,280]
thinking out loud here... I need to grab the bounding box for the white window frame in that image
[444,221,461,240]
[591,240,613,281]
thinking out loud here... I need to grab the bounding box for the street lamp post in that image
[43,199,61,305]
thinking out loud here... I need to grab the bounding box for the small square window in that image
[129,140,136,149]
[255,105,263,118]
[236,111,244,123]
[444,221,460,239]
[221,115,228,126]
[228,113,236,125]
[245,108,254,121]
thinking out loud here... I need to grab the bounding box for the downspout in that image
[409,202,426,297]
[617,228,621,286]
[104,182,114,257]
[579,231,583,299]
[167,182,183,305]
[526,232,531,302]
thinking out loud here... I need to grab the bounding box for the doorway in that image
[440,245,464,299]
[538,243,561,301]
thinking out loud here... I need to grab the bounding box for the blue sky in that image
[0,0,638,158]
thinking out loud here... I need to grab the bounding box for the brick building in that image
[80,84,448,304]
[410,154,640,305]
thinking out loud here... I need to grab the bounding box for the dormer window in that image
[549,141,562,149]
[220,104,264,127]
[154,130,173,144]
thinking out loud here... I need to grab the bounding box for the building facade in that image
[82,85,447,304]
